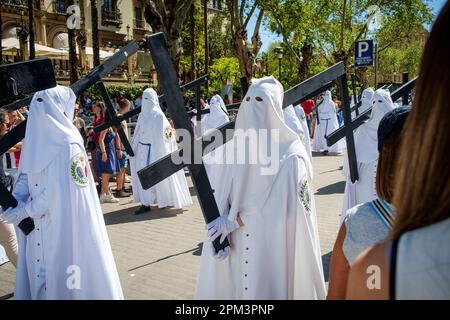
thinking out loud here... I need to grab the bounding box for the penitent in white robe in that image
[130,88,192,209]
[341,89,395,222]
[284,105,312,161]
[202,95,230,190]
[312,91,345,153]
[11,86,123,299]
[195,76,325,300]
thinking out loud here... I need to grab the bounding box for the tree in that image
[91,0,100,67]
[227,0,265,81]
[144,0,195,80]
[264,0,433,87]
[209,57,240,93]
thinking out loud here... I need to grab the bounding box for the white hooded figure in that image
[312,91,345,153]
[202,94,230,189]
[352,88,375,118]
[130,88,192,212]
[195,77,326,300]
[0,86,123,299]
[341,89,395,221]
[283,105,312,161]
[201,94,229,135]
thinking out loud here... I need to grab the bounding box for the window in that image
[54,0,66,13]
[212,0,222,10]
[104,0,114,11]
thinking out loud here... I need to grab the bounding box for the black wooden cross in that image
[139,32,349,253]
[93,75,209,137]
[0,58,58,235]
[0,40,140,235]
[326,77,417,183]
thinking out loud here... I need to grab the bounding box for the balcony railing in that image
[3,0,27,8]
[102,6,122,26]
[133,19,149,31]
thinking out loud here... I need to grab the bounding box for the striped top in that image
[343,198,395,264]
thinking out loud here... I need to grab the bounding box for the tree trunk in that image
[91,0,100,67]
[76,30,88,75]
[233,28,253,81]
[355,67,369,89]
[189,3,196,81]
[28,0,35,60]
[298,43,312,81]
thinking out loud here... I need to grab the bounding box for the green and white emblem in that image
[299,180,311,214]
[70,154,88,187]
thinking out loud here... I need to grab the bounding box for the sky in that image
[247,0,447,53]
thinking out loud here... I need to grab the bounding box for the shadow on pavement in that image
[315,181,345,195]
[104,206,187,226]
[128,242,203,272]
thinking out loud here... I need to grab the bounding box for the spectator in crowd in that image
[80,90,93,113]
[346,3,450,299]
[135,93,143,109]
[111,93,121,112]
[114,99,132,198]
[327,106,410,300]
[6,110,24,168]
[93,102,121,203]
[223,94,231,105]
[0,116,19,268]
[300,98,315,133]
[73,103,88,144]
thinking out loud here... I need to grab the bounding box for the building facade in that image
[1,0,153,83]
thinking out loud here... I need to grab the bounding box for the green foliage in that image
[209,57,241,93]
[263,0,433,86]
[89,84,156,102]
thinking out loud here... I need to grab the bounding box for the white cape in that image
[12,86,123,299]
[130,88,192,209]
[312,91,345,153]
[341,89,395,221]
[195,77,325,300]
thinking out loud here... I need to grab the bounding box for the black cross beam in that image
[93,74,209,136]
[326,77,417,183]
[0,40,140,235]
[138,34,347,253]
[0,58,58,235]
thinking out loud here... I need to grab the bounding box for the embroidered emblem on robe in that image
[70,154,88,186]
[299,180,311,214]
[164,127,175,141]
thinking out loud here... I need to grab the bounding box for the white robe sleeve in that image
[12,172,30,203]
[12,172,48,219]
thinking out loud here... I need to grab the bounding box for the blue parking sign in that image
[355,40,374,67]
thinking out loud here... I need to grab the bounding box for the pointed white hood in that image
[20,85,82,174]
[354,89,395,163]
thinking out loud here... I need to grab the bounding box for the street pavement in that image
[0,152,345,300]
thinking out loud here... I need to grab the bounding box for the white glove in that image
[207,214,240,244]
[210,245,231,261]
[0,202,29,225]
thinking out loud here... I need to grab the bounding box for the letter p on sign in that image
[358,42,369,58]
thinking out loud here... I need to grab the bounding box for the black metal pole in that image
[67,0,78,84]
[402,72,409,106]
[28,0,35,60]
[0,8,3,65]
[278,57,281,79]
[203,0,209,94]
